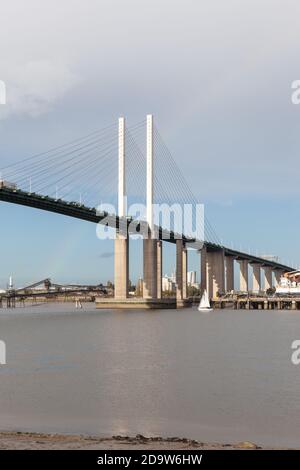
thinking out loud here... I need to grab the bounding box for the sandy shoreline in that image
[0,432,267,450]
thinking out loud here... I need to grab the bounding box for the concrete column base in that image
[143,238,158,299]
[95,297,183,309]
[274,270,283,287]
[176,298,192,309]
[206,249,225,299]
[176,240,188,302]
[263,267,273,291]
[200,246,207,295]
[252,264,261,293]
[114,235,129,299]
[225,256,234,292]
[157,240,162,299]
[239,260,249,292]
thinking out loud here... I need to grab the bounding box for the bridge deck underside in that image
[0,187,293,272]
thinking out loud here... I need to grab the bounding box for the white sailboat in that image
[198,289,213,312]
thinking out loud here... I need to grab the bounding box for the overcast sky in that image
[0,0,300,284]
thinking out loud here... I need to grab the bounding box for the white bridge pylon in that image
[114,114,187,305]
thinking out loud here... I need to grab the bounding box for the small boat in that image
[198,289,213,312]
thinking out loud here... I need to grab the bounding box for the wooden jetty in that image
[211,295,300,310]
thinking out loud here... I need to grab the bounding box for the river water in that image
[0,303,300,448]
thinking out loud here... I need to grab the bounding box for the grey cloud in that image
[0,0,300,199]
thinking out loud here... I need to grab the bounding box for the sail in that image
[199,290,210,309]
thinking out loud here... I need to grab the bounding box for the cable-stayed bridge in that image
[0,115,293,307]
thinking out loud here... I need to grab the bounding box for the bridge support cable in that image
[152,125,220,245]
[0,117,220,247]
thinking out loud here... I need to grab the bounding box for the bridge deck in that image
[0,187,293,272]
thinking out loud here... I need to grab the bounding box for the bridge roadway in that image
[0,186,293,274]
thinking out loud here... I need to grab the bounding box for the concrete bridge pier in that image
[142,239,163,302]
[114,235,129,299]
[238,260,249,291]
[114,116,129,300]
[263,266,273,291]
[205,249,225,299]
[274,269,283,287]
[252,263,261,293]
[200,247,226,298]
[143,113,159,301]
[176,240,188,307]
[225,256,234,292]
[143,238,158,299]
[157,240,162,299]
[200,246,207,295]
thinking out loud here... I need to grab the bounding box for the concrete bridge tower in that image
[143,114,158,299]
[114,117,129,299]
